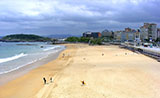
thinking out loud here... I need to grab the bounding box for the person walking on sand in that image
[50,77,53,83]
[43,77,47,84]
[62,53,65,58]
[81,80,86,86]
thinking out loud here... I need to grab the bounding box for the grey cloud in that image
[0,0,160,36]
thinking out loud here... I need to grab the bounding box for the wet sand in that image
[0,44,160,98]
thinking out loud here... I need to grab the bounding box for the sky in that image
[0,0,160,36]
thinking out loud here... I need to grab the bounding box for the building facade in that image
[91,32,101,38]
[101,29,114,37]
[140,23,157,41]
[114,29,137,42]
[148,23,157,40]
[83,31,101,38]
[83,31,92,37]
[125,27,132,32]
[140,25,148,41]
[114,31,122,41]
[157,28,160,38]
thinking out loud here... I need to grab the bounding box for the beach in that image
[0,44,160,98]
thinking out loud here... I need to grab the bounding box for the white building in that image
[114,31,122,41]
[140,23,157,41]
[140,26,148,41]
[102,29,113,37]
[148,23,157,40]
[157,28,160,38]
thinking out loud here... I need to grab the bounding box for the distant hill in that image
[1,34,51,42]
[46,34,81,39]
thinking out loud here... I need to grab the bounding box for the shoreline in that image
[0,47,65,86]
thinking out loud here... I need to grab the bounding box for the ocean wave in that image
[0,46,66,75]
[0,53,27,64]
[43,46,62,51]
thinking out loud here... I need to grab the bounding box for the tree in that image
[65,37,80,42]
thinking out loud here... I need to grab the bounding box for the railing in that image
[119,44,160,62]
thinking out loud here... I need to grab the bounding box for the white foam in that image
[43,46,62,51]
[0,59,37,75]
[0,53,27,64]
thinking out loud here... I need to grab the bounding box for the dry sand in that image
[0,44,160,98]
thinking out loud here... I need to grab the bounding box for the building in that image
[114,31,123,41]
[114,28,137,42]
[140,23,157,41]
[101,29,114,37]
[157,28,160,38]
[119,28,136,42]
[83,31,92,37]
[127,32,136,42]
[122,31,136,42]
[134,30,141,46]
[125,28,136,42]
[120,31,127,42]
[140,25,148,41]
[83,31,101,38]
[148,23,157,41]
[125,27,132,32]
[91,32,101,38]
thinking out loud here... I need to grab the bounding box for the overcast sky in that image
[0,0,160,36]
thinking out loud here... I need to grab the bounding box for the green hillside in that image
[1,34,51,42]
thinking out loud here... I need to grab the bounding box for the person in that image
[81,80,86,86]
[62,53,65,58]
[50,77,53,83]
[43,77,46,84]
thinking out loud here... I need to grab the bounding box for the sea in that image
[0,42,65,74]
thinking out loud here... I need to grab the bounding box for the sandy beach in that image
[0,44,160,98]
